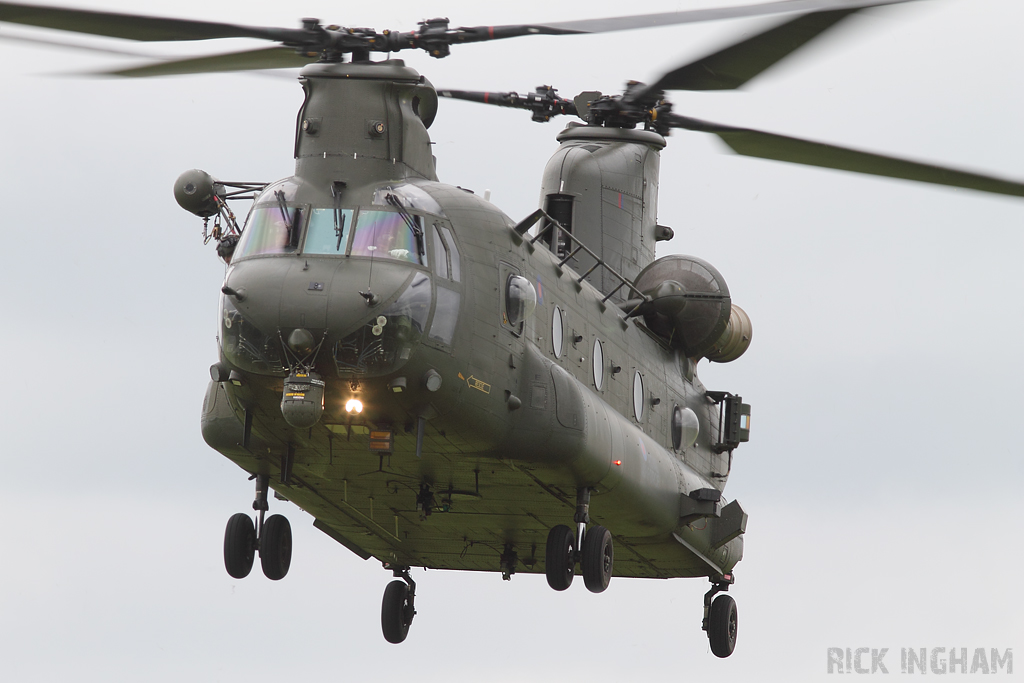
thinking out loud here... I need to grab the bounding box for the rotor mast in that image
[293,60,439,198]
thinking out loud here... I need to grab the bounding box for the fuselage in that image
[200,58,747,580]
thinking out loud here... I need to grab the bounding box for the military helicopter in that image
[3,0,1023,657]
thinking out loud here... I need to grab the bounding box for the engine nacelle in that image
[705,304,752,363]
[632,255,751,362]
[173,168,223,217]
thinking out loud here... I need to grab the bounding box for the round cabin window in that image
[672,406,683,449]
[593,339,604,390]
[633,371,645,421]
[552,306,564,358]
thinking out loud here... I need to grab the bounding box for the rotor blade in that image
[438,88,577,121]
[0,28,158,56]
[98,46,317,77]
[640,8,859,95]
[438,89,521,108]
[0,1,301,42]
[516,0,917,35]
[668,114,1024,198]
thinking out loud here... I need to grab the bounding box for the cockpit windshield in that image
[304,208,354,255]
[371,183,445,217]
[351,210,426,265]
[234,204,302,259]
[233,196,437,264]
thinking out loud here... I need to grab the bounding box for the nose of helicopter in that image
[221,256,414,346]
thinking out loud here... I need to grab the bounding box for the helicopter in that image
[2,0,1022,659]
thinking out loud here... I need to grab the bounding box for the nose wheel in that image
[545,524,576,590]
[222,473,293,581]
[260,514,292,581]
[223,512,256,579]
[580,524,613,593]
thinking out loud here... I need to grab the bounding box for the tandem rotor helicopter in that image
[3,0,1023,656]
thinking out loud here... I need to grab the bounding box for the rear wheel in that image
[708,594,738,658]
[260,514,292,581]
[381,580,414,644]
[545,524,576,591]
[581,525,614,593]
[223,513,255,579]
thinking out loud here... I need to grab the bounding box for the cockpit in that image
[231,180,447,265]
[234,203,427,264]
[221,178,463,380]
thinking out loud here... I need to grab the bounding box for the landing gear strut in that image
[702,574,738,658]
[544,487,614,593]
[222,473,292,581]
[381,565,417,644]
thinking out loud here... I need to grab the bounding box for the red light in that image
[613,460,622,466]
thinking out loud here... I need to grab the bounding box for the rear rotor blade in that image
[639,8,859,95]
[439,89,521,108]
[439,88,577,122]
[668,114,1024,198]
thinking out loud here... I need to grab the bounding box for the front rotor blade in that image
[0,1,298,42]
[669,115,1024,198]
[641,8,858,95]
[526,0,917,35]
[99,47,318,77]
[0,28,158,56]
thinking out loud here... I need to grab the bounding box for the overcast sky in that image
[0,0,1020,680]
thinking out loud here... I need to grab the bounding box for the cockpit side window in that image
[303,208,354,255]
[351,210,427,265]
[431,223,449,279]
[233,204,304,260]
[440,225,461,282]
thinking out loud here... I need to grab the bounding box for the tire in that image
[708,594,738,658]
[381,580,414,644]
[224,513,256,579]
[260,514,292,581]
[581,525,614,593]
[545,524,576,591]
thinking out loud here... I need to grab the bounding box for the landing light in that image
[345,399,364,414]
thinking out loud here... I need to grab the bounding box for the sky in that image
[0,0,1021,680]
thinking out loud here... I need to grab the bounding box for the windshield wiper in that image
[332,181,347,253]
[274,189,302,249]
[385,192,425,257]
